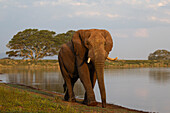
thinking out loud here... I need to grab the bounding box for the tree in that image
[6,29,73,61]
[55,30,75,49]
[148,49,170,60]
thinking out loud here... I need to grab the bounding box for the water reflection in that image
[0,68,85,98]
[149,68,170,84]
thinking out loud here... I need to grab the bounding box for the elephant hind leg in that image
[63,74,76,102]
[63,81,67,93]
[59,56,75,102]
[63,81,69,101]
[64,77,78,101]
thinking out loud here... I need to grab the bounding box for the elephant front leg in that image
[83,70,97,105]
[77,59,97,106]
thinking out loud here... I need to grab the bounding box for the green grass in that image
[0,84,77,113]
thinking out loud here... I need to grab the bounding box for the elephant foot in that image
[64,94,76,102]
[87,100,97,106]
[82,99,88,105]
[68,97,76,102]
[102,103,106,108]
[83,99,97,106]
[64,94,69,101]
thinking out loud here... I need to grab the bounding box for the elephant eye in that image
[87,41,90,46]
[86,41,92,48]
[104,41,106,46]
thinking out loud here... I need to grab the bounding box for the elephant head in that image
[71,29,113,107]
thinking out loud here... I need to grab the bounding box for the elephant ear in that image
[71,30,86,59]
[103,30,113,53]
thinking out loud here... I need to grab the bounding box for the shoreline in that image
[0,59,169,69]
[0,83,149,113]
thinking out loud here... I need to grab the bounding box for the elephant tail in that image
[63,81,67,93]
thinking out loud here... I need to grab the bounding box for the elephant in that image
[58,29,115,108]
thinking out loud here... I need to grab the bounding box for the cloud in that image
[114,33,129,38]
[111,29,130,38]
[106,14,121,19]
[70,2,89,6]
[74,11,101,16]
[0,1,28,8]
[68,12,122,19]
[33,1,59,7]
[114,0,142,5]
[157,1,168,7]
[33,0,95,7]
[147,0,170,9]
[16,4,28,8]
[112,28,149,39]
[149,16,170,24]
[134,29,149,38]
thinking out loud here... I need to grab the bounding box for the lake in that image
[0,68,170,113]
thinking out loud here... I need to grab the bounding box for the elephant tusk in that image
[107,57,118,61]
[87,58,91,63]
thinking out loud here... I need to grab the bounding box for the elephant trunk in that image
[95,56,106,108]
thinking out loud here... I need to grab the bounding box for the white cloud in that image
[134,29,149,38]
[149,16,170,24]
[147,0,170,9]
[145,0,151,3]
[157,1,168,7]
[114,33,129,38]
[33,0,73,7]
[70,2,89,6]
[68,12,122,19]
[33,0,95,7]
[112,28,149,39]
[106,14,121,19]
[115,0,142,5]
[16,4,28,8]
[33,1,56,7]
[159,18,170,24]
[111,29,130,38]
[0,1,28,8]
[75,11,101,16]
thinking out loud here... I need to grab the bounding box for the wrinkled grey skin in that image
[58,29,113,108]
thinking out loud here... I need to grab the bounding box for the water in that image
[0,68,170,113]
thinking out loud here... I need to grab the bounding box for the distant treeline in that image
[0,59,169,69]
[148,49,170,60]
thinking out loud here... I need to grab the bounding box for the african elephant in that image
[58,29,114,108]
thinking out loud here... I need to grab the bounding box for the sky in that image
[0,0,170,59]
